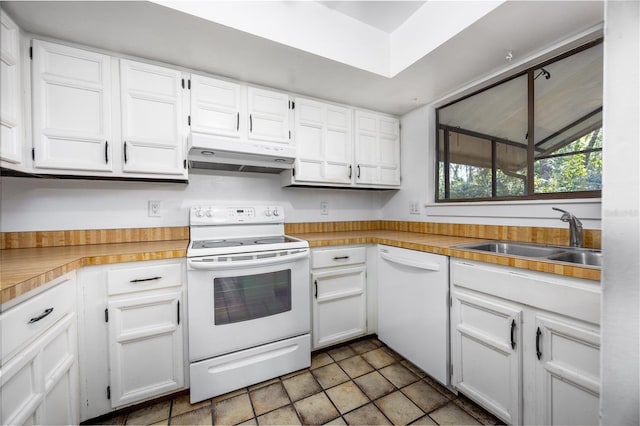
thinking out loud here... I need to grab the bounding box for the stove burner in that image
[192,240,244,249]
[254,237,287,244]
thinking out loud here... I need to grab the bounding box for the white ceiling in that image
[1,1,604,116]
[318,1,426,33]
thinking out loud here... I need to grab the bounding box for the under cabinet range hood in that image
[188,132,295,174]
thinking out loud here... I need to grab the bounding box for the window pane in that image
[534,43,603,194]
[449,163,492,199]
[496,143,527,197]
[535,129,603,193]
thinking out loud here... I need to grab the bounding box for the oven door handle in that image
[188,250,309,270]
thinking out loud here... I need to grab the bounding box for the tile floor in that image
[88,337,502,425]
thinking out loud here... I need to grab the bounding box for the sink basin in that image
[455,241,602,267]
[547,251,603,267]
[455,242,565,258]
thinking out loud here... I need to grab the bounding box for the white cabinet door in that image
[190,74,241,138]
[354,111,400,186]
[247,87,290,144]
[107,289,184,408]
[32,40,112,171]
[294,97,352,184]
[0,10,22,165]
[120,59,186,176]
[533,314,600,426]
[312,265,366,349]
[451,289,522,425]
[0,313,78,426]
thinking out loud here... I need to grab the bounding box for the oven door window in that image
[214,270,292,325]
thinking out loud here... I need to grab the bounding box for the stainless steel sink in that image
[454,241,602,267]
[455,242,565,257]
[547,250,603,267]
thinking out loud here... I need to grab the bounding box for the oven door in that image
[187,249,310,362]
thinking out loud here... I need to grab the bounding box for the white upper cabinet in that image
[355,111,401,187]
[32,40,112,172]
[247,87,291,144]
[0,9,22,165]
[190,74,242,139]
[120,59,186,177]
[294,97,352,184]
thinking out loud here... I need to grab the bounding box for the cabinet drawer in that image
[107,262,182,295]
[311,247,366,269]
[1,273,75,363]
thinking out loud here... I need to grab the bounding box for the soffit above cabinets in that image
[2,1,603,115]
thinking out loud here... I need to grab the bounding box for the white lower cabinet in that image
[533,313,600,426]
[0,272,79,426]
[77,259,187,421]
[451,289,522,425]
[311,246,367,349]
[450,259,600,425]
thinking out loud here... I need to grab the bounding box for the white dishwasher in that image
[378,245,449,385]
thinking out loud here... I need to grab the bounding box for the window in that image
[436,40,603,202]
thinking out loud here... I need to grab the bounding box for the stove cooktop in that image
[191,236,300,250]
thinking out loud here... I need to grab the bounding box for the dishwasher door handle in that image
[380,252,440,271]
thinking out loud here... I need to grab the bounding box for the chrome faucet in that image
[552,207,583,247]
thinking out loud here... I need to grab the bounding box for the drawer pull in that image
[333,256,350,261]
[28,307,54,324]
[130,276,162,283]
[536,327,542,360]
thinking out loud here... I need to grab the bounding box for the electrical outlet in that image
[410,201,421,215]
[148,200,161,217]
[320,201,329,215]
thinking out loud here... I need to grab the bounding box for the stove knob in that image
[195,209,204,218]
[264,209,272,217]
[272,209,280,217]
[205,209,213,217]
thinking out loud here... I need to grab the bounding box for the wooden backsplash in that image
[286,221,601,249]
[1,221,600,250]
[1,227,190,249]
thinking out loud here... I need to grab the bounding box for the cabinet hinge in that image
[288,130,291,140]
[292,167,295,177]
[181,78,185,89]
[104,308,108,323]
[107,386,111,400]
[183,159,187,169]
[292,101,295,110]
[188,79,191,90]
[29,46,33,59]
[31,147,35,161]
[188,115,191,126]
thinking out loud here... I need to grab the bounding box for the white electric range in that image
[186,205,310,403]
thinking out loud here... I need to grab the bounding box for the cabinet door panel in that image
[248,87,290,143]
[0,10,21,164]
[312,266,366,349]
[534,314,600,425]
[354,111,400,186]
[191,75,241,138]
[108,291,184,407]
[294,98,351,184]
[0,356,41,425]
[451,290,521,425]
[120,60,185,176]
[32,40,111,171]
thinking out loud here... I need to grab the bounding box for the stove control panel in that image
[190,205,284,225]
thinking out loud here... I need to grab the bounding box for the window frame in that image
[435,38,603,203]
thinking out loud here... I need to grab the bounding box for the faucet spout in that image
[552,207,583,247]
